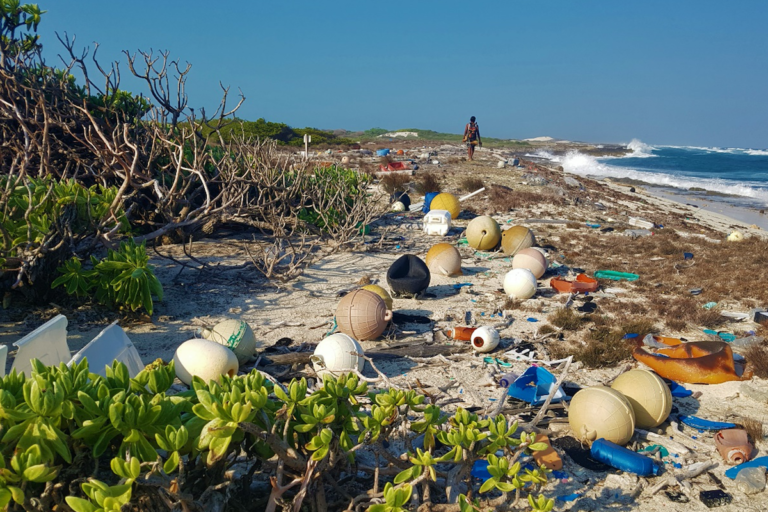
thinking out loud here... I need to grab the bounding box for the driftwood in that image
[263,343,468,366]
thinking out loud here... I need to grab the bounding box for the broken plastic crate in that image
[11,314,70,377]
[68,322,145,378]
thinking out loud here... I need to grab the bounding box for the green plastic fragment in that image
[593,270,639,281]
[638,444,669,458]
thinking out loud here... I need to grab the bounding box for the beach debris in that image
[361,284,394,311]
[553,436,612,471]
[200,319,259,365]
[684,252,694,260]
[734,466,766,494]
[532,434,563,470]
[666,379,693,397]
[590,439,659,476]
[569,386,635,445]
[69,322,145,378]
[563,176,584,189]
[311,333,364,377]
[391,191,411,209]
[625,229,653,238]
[699,489,732,508]
[550,274,599,294]
[425,243,462,276]
[335,289,392,341]
[498,372,518,388]
[470,326,500,353]
[703,329,736,342]
[610,369,672,429]
[429,192,460,219]
[507,366,566,406]
[725,456,768,480]
[678,415,737,431]
[387,254,431,297]
[513,247,548,279]
[501,225,536,255]
[726,230,744,242]
[11,314,70,377]
[503,268,537,299]
[173,338,238,386]
[419,191,440,213]
[703,301,718,309]
[423,209,451,236]
[594,270,640,281]
[0,345,6,378]
[633,341,752,384]
[391,201,406,212]
[446,326,477,341]
[466,215,501,250]
[458,187,486,202]
[714,429,754,465]
[629,217,655,229]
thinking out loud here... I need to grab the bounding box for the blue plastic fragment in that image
[678,415,737,431]
[507,367,567,405]
[667,380,692,398]
[557,493,582,502]
[552,470,568,480]
[683,252,694,260]
[623,333,639,339]
[725,457,768,479]
[673,462,682,469]
[453,283,473,289]
[526,317,538,322]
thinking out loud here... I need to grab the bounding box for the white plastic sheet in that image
[68,322,144,378]
[11,314,70,376]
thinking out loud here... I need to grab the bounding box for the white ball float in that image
[173,338,239,386]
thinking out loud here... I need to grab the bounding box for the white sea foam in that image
[535,150,768,203]
[659,145,768,156]
[625,139,657,158]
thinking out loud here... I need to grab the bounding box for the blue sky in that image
[37,1,767,148]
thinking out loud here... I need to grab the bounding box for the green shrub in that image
[0,358,554,511]
[52,239,163,315]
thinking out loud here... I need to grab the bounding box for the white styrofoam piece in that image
[68,322,144,378]
[11,314,70,376]
[423,209,451,236]
[0,344,7,378]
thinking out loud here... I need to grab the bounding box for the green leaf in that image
[479,477,497,494]
[528,442,549,452]
[393,467,413,484]
[163,451,180,474]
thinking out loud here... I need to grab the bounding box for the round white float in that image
[471,326,500,353]
[503,268,537,299]
[311,333,364,376]
[173,338,239,386]
[201,319,259,365]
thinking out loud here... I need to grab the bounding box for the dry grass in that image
[538,324,557,335]
[502,298,521,310]
[488,185,566,213]
[554,317,656,369]
[413,172,442,194]
[380,173,411,194]
[548,308,583,331]
[745,343,768,379]
[460,177,484,193]
[739,417,764,442]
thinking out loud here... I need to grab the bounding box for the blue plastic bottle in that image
[590,439,659,476]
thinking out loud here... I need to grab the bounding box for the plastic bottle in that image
[735,466,766,495]
[730,336,764,353]
[499,372,519,388]
[446,327,477,341]
[589,439,659,476]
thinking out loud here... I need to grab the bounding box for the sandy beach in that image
[2,142,767,511]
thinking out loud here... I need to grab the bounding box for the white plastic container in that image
[12,314,70,377]
[628,217,654,229]
[68,322,144,378]
[311,333,364,376]
[423,209,451,236]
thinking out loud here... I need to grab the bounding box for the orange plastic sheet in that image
[550,274,599,294]
[633,341,752,384]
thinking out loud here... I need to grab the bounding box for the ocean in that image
[529,141,768,227]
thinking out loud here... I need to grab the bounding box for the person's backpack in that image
[466,122,478,141]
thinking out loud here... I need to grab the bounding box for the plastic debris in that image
[11,314,70,377]
[507,366,566,405]
[590,439,659,476]
[678,415,737,431]
[594,270,639,281]
[725,456,768,479]
[734,466,766,494]
[699,489,732,508]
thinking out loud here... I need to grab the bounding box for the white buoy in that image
[311,334,364,376]
[201,319,259,365]
[503,268,537,299]
[471,326,500,353]
[173,339,239,386]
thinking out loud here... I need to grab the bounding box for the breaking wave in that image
[535,150,768,203]
[625,139,656,158]
[660,145,768,156]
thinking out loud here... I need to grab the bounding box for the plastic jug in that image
[735,466,766,494]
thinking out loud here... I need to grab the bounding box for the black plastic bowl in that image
[387,254,430,297]
[391,191,411,209]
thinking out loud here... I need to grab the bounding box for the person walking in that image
[463,116,481,161]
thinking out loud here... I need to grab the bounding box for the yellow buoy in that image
[466,216,501,251]
[611,370,672,429]
[425,243,462,276]
[430,193,460,220]
[362,284,394,311]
